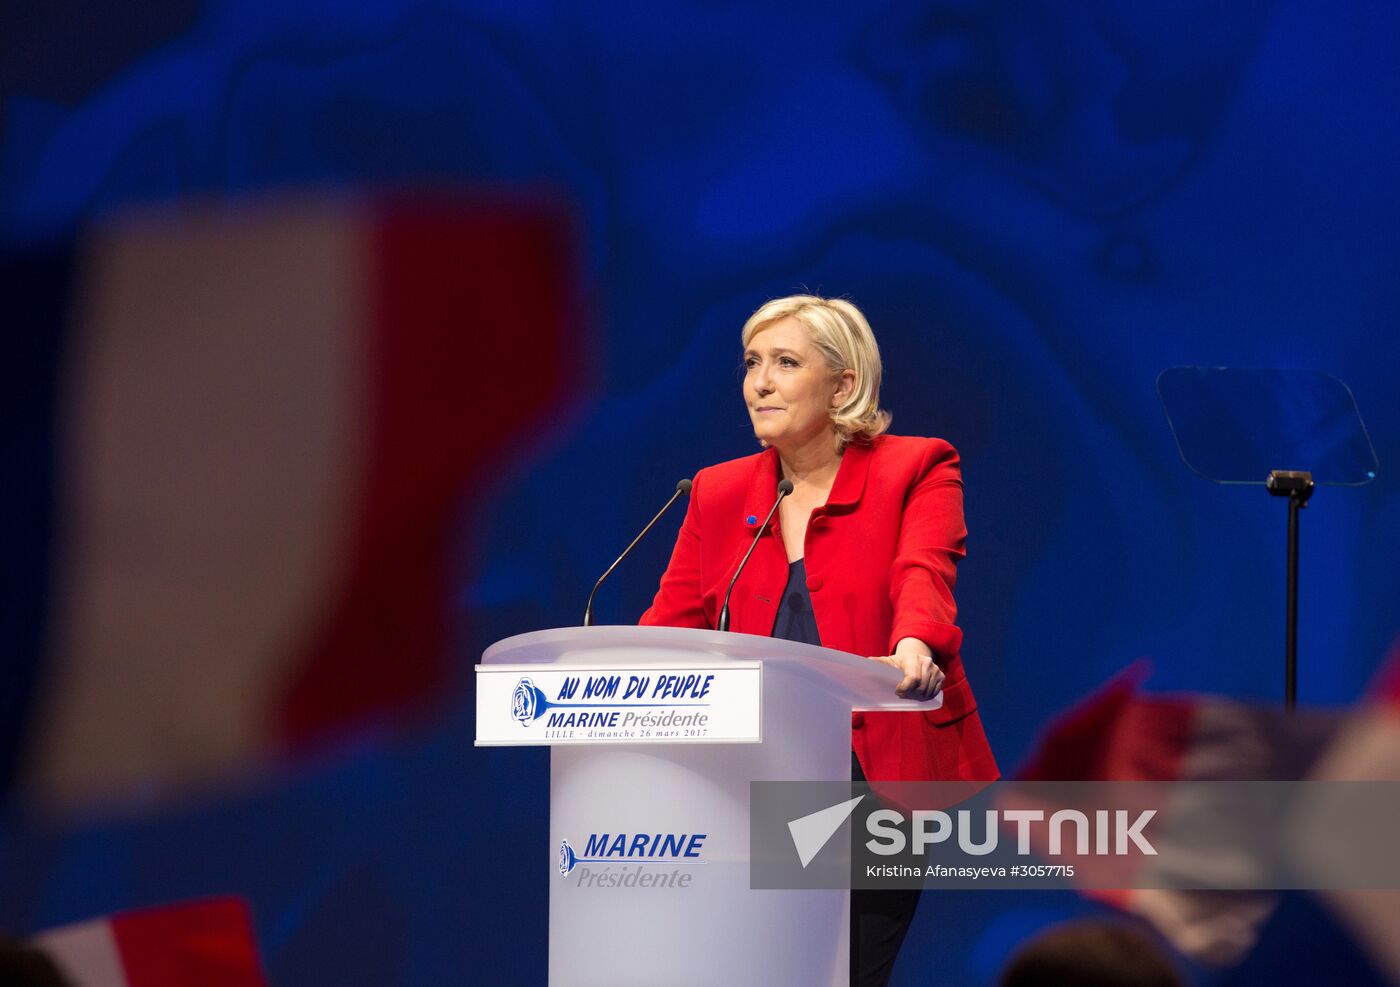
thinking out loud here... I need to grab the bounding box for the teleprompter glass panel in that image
[1156,367,1377,486]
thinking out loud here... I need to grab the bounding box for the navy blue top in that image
[772,559,860,774]
[769,559,822,646]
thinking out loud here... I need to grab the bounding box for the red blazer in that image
[640,434,998,783]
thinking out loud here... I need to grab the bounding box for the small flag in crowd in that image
[31,897,267,987]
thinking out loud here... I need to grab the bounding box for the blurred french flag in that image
[33,897,267,986]
[1014,663,1338,965]
[1017,649,1400,981]
[1,195,579,811]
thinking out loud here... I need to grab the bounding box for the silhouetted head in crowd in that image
[998,919,1185,987]
[0,938,75,987]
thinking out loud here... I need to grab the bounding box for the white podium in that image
[477,625,936,987]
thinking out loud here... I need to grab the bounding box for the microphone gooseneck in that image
[717,477,793,632]
[583,478,693,626]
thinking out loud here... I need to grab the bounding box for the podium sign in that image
[475,662,762,745]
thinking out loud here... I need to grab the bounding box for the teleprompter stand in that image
[1264,469,1313,709]
[1158,368,1376,710]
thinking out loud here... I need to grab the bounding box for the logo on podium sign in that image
[512,677,544,724]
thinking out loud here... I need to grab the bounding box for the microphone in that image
[717,478,793,632]
[583,478,693,626]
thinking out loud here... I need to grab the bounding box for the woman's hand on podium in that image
[870,637,944,700]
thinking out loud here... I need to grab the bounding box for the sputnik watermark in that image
[784,798,1155,875]
[752,780,1400,890]
[862,807,1157,857]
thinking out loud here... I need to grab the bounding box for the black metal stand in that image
[1266,470,1314,710]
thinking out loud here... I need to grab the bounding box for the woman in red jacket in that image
[640,294,997,986]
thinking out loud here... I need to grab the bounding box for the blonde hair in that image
[740,294,891,450]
